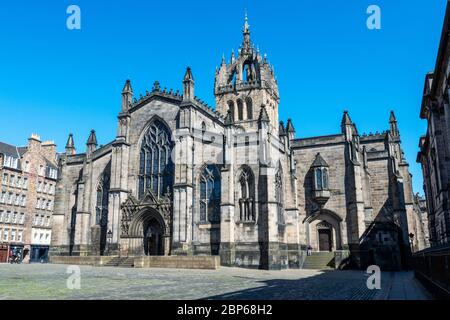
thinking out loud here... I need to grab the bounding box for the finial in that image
[243,11,250,34]
[87,130,97,146]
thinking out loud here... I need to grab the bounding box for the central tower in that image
[214,15,280,132]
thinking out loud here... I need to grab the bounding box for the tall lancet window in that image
[95,168,110,255]
[245,97,253,120]
[275,167,284,226]
[239,166,255,221]
[199,165,221,223]
[227,101,235,121]
[138,119,174,199]
[237,99,244,121]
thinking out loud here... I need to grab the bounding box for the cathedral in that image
[50,17,424,270]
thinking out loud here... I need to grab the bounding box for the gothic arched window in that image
[237,99,244,121]
[245,97,253,120]
[95,168,110,255]
[96,168,110,225]
[227,101,235,121]
[138,119,174,199]
[199,165,221,223]
[275,168,284,226]
[239,167,255,221]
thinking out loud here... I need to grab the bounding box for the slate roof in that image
[311,153,329,167]
[0,141,21,158]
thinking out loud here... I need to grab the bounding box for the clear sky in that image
[0,0,446,195]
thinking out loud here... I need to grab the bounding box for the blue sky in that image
[0,0,446,195]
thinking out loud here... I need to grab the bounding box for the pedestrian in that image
[307,245,312,256]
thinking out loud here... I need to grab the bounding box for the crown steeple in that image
[214,14,279,131]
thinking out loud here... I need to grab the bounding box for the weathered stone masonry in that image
[51,17,424,270]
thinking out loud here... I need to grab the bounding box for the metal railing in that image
[412,245,450,299]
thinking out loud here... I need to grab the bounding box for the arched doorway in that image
[121,203,171,257]
[143,218,164,256]
[317,222,333,252]
[304,210,343,252]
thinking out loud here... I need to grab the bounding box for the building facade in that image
[417,3,450,248]
[0,134,57,263]
[411,194,430,252]
[51,18,423,270]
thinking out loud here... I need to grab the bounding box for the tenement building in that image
[0,134,58,263]
[51,18,423,270]
[417,4,450,247]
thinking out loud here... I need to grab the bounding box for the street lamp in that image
[107,230,113,255]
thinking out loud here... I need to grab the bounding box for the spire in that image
[221,53,226,65]
[183,66,194,82]
[121,79,133,111]
[286,119,295,140]
[389,110,396,122]
[243,12,250,35]
[242,12,251,50]
[65,133,74,149]
[341,110,352,126]
[341,110,357,137]
[87,130,97,146]
[279,121,286,136]
[286,119,295,133]
[122,79,132,94]
[389,110,400,137]
[65,133,76,155]
[182,66,195,101]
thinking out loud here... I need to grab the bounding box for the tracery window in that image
[239,167,255,221]
[138,119,174,199]
[275,168,284,226]
[199,165,221,223]
[95,172,110,227]
[95,169,110,255]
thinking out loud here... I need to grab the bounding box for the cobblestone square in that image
[0,264,431,300]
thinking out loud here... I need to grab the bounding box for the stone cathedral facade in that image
[51,18,423,270]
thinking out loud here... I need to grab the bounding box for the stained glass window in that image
[199,165,221,223]
[138,120,174,199]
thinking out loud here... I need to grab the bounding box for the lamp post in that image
[107,230,113,255]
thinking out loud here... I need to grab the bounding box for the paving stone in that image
[0,264,432,300]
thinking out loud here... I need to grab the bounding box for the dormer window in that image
[311,153,330,206]
[3,156,19,169]
[312,154,329,191]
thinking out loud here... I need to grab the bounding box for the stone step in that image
[103,257,135,267]
[103,257,121,267]
[303,252,335,270]
[118,258,135,268]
